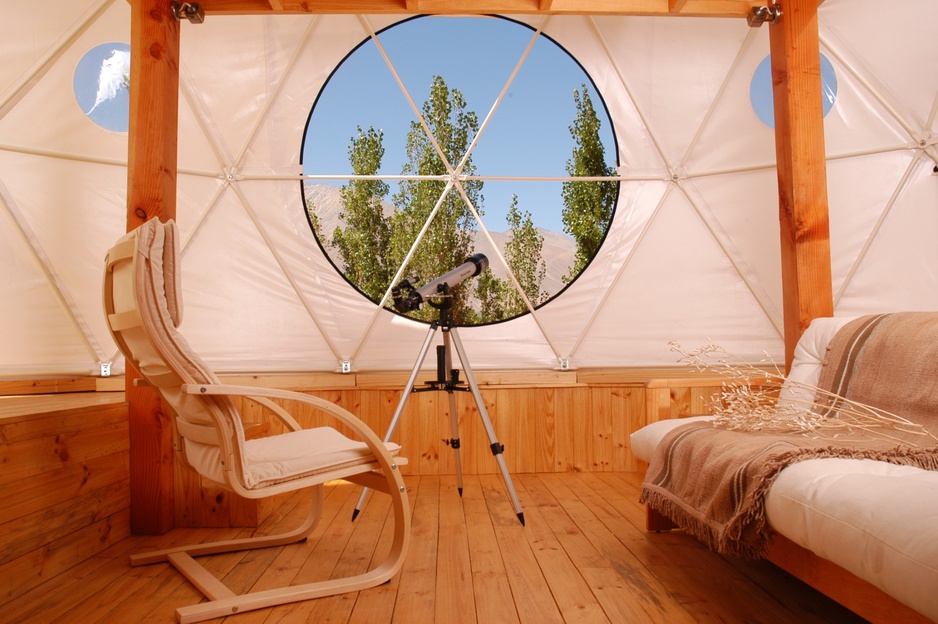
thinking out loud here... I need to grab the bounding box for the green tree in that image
[331,127,392,301]
[474,270,508,323]
[476,194,547,322]
[391,76,483,323]
[305,191,322,239]
[561,85,616,282]
[503,195,547,313]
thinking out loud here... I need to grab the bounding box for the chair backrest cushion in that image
[105,218,246,486]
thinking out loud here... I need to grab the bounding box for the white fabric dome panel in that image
[1,1,936,376]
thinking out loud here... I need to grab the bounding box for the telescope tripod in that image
[352,299,525,526]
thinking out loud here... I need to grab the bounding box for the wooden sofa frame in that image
[642,378,932,624]
[645,507,930,624]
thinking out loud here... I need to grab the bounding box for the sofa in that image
[631,313,938,623]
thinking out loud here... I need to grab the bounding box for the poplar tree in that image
[474,269,507,322]
[391,76,483,323]
[504,195,547,313]
[561,85,616,282]
[476,195,547,322]
[331,126,392,301]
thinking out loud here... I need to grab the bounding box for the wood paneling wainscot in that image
[227,370,652,477]
[0,367,739,613]
[197,368,736,527]
[0,392,130,607]
[0,365,738,594]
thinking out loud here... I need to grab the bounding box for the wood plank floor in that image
[4,472,868,624]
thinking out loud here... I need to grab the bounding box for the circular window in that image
[302,16,618,325]
[73,43,131,132]
[750,53,838,129]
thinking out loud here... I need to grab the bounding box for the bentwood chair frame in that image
[103,218,410,623]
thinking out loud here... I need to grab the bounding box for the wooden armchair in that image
[103,218,410,623]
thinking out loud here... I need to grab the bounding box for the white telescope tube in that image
[394,253,489,312]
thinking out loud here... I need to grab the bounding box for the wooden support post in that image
[126,0,180,534]
[769,0,834,371]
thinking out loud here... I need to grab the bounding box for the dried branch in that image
[668,341,936,446]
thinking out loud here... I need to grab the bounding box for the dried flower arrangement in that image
[668,341,937,447]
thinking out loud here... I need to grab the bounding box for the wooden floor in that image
[3,472,868,624]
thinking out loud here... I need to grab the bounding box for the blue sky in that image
[301,16,617,234]
[73,43,130,132]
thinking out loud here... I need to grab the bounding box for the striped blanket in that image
[640,312,938,559]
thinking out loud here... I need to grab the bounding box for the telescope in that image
[358,248,525,526]
[393,253,489,313]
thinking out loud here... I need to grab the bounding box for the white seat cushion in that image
[766,458,938,621]
[632,417,938,620]
[244,427,400,489]
[187,427,401,490]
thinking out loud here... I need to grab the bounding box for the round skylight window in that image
[750,53,838,129]
[73,42,131,133]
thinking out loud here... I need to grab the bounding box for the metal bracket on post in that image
[340,360,352,374]
[171,2,205,24]
[100,362,112,377]
[747,3,782,27]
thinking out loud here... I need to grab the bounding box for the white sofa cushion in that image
[766,458,938,621]
[777,316,854,407]
[630,415,713,463]
[633,419,938,621]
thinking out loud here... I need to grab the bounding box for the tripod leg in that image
[448,327,525,526]
[442,332,464,496]
[353,323,438,521]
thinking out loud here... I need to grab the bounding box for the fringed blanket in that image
[640,312,938,559]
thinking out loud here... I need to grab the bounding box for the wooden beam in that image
[194,0,764,17]
[769,0,833,370]
[126,0,181,535]
[128,2,179,228]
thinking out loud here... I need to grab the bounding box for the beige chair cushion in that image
[186,426,401,490]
